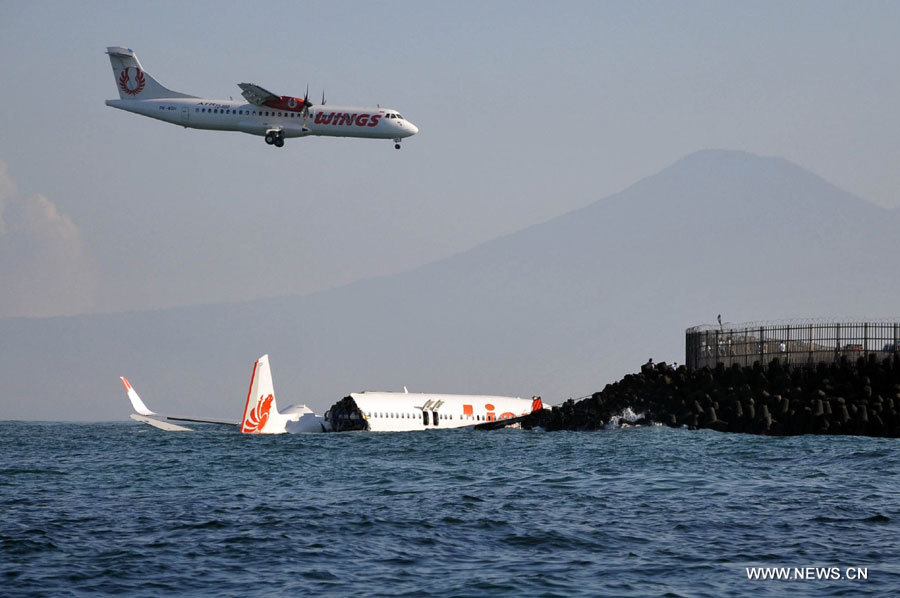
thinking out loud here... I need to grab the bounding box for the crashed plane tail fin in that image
[240,354,291,434]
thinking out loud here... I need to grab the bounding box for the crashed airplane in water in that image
[122,355,544,433]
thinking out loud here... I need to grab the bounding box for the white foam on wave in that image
[604,407,645,429]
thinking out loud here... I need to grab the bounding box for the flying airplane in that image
[123,355,545,433]
[105,46,418,149]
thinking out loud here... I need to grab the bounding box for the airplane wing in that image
[130,414,194,432]
[121,377,239,431]
[238,82,280,106]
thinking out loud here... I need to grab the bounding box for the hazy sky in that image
[1,0,898,318]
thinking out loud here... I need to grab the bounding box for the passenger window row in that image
[193,108,303,117]
[363,411,494,421]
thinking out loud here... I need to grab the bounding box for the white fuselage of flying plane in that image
[104,46,418,149]
[105,98,417,142]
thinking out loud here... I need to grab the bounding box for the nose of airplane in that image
[408,122,419,136]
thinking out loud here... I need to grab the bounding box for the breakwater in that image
[523,354,900,437]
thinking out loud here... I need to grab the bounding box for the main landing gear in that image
[265,131,285,148]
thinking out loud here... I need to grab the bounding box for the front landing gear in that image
[393,138,402,150]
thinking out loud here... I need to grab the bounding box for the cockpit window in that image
[396,114,404,120]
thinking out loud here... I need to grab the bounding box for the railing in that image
[685,319,900,371]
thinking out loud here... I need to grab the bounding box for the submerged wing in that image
[120,377,238,431]
[130,414,194,432]
[238,82,280,106]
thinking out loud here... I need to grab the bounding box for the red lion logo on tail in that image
[242,394,274,433]
[119,67,146,96]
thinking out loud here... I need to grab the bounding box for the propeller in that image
[302,84,310,118]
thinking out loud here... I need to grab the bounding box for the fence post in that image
[758,326,763,365]
[808,324,813,365]
[836,323,841,363]
[786,325,791,366]
[715,329,720,365]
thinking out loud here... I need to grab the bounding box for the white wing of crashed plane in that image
[120,376,238,432]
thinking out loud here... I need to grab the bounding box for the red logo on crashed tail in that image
[242,394,273,433]
[119,67,145,96]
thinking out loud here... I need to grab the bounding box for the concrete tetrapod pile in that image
[522,354,900,437]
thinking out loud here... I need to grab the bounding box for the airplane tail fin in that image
[240,355,290,434]
[121,376,155,416]
[106,46,195,100]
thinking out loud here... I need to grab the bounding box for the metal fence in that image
[686,319,900,371]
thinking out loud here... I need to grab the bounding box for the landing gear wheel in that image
[274,138,284,147]
[265,134,275,145]
[395,143,401,150]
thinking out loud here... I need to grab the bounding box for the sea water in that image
[1,422,898,596]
